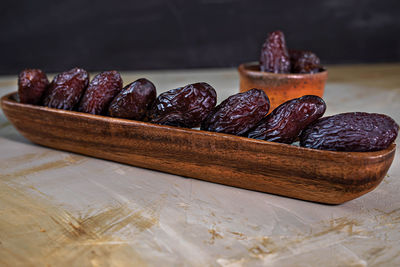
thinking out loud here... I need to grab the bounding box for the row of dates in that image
[18,68,398,152]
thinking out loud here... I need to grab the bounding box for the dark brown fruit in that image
[300,112,399,152]
[78,71,123,115]
[43,68,89,110]
[247,95,326,143]
[290,50,322,74]
[201,89,270,136]
[18,69,49,105]
[149,82,217,128]
[260,30,291,73]
[109,78,156,120]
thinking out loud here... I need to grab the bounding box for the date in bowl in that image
[238,62,328,112]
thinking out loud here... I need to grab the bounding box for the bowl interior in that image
[240,62,327,78]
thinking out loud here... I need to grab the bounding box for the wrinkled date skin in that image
[201,89,270,136]
[290,50,322,74]
[247,95,326,143]
[78,71,123,115]
[43,68,89,110]
[149,82,217,128]
[260,31,291,73]
[109,78,156,120]
[18,69,49,105]
[300,112,399,152]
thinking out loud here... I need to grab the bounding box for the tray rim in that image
[1,92,395,160]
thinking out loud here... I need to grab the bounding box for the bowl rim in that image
[238,61,328,79]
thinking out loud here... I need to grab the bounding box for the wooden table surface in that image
[0,64,399,267]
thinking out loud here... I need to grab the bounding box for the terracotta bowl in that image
[238,62,328,112]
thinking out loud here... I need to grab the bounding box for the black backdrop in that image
[1,0,399,74]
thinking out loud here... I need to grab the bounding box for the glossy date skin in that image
[300,112,399,152]
[109,78,156,120]
[247,95,326,143]
[260,31,291,73]
[289,50,322,74]
[201,89,270,136]
[78,71,123,115]
[43,68,89,110]
[149,82,217,128]
[18,69,49,105]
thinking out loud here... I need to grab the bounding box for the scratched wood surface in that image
[0,64,399,266]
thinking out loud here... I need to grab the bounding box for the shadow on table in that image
[0,118,33,145]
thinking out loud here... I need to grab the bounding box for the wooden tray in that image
[1,92,396,204]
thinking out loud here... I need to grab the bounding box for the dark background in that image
[1,0,399,74]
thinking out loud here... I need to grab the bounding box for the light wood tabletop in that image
[0,64,399,266]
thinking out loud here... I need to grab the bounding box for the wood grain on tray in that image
[1,92,396,204]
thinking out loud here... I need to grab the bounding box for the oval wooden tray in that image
[1,92,396,204]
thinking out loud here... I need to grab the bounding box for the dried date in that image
[149,82,217,128]
[201,89,270,136]
[260,31,291,73]
[18,69,49,104]
[290,50,322,74]
[247,95,326,143]
[43,68,89,110]
[109,78,156,120]
[300,112,399,152]
[78,71,123,115]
